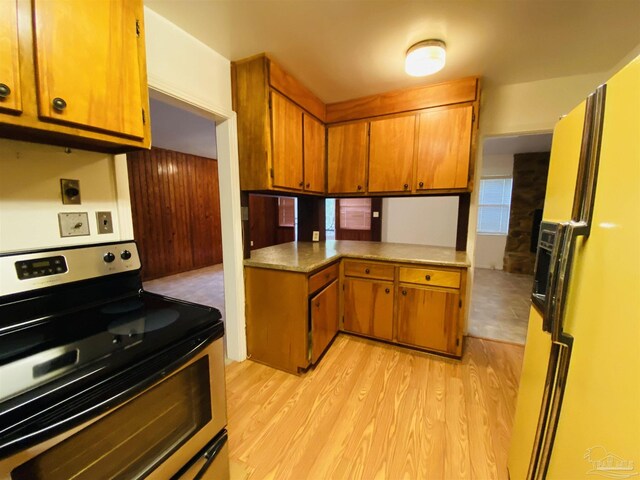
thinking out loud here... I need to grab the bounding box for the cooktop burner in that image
[107,308,179,335]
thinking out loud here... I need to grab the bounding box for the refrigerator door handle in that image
[545,223,568,335]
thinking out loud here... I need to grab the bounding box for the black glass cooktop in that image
[0,291,222,403]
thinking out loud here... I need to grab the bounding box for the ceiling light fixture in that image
[405,39,446,77]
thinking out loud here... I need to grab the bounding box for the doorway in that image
[469,133,552,344]
[127,95,226,318]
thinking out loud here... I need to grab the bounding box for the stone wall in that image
[503,152,550,274]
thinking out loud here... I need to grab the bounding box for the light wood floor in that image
[226,333,524,480]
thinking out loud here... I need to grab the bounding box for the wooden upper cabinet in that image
[396,285,459,354]
[303,113,326,193]
[368,115,415,193]
[32,0,145,139]
[271,91,303,190]
[415,104,473,190]
[233,54,326,194]
[327,122,368,194]
[0,0,22,115]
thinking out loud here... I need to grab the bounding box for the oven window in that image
[12,358,212,480]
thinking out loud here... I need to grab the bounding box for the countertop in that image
[243,240,470,273]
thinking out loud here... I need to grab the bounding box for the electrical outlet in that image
[60,179,81,205]
[58,212,90,237]
[96,211,114,234]
[372,211,380,218]
[312,231,320,242]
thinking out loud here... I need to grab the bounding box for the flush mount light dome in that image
[405,39,446,76]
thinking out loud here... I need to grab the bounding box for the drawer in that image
[308,263,339,294]
[398,266,461,289]
[343,260,394,281]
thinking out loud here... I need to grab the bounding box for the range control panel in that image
[15,256,68,280]
[1,241,141,297]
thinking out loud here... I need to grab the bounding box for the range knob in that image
[103,252,116,263]
[121,250,132,260]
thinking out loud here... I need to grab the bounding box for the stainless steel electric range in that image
[0,241,229,479]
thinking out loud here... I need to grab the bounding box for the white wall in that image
[0,139,125,253]
[382,197,458,247]
[473,153,513,269]
[144,7,246,362]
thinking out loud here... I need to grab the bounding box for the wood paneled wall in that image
[127,147,222,280]
[249,194,295,250]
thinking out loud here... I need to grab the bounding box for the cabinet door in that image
[303,113,325,193]
[327,122,368,194]
[0,0,22,114]
[271,90,303,190]
[368,115,415,193]
[415,105,473,190]
[310,280,339,363]
[32,0,145,139]
[343,278,393,340]
[397,285,459,353]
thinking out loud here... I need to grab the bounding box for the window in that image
[477,177,513,234]
[339,198,371,230]
[277,197,295,227]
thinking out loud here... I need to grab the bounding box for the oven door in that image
[0,338,227,480]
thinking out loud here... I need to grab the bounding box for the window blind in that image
[339,198,371,231]
[477,177,513,234]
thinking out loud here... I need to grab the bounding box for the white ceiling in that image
[484,133,552,156]
[149,97,218,159]
[144,0,640,103]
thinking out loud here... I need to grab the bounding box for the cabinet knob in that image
[425,274,431,281]
[419,181,424,188]
[0,83,11,99]
[365,268,370,274]
[315,301,320,307]
[357,185,362,191]
[402,290,407,296]
[385,288,390,294]
[306,182,310,188]
[298,181,304,187]
[52,97,67,111]
[403,184,409,190]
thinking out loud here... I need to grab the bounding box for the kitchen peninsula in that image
[244,241,469,374]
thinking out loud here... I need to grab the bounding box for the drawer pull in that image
[402,290,407,296]
[385,288,390,294]
[365,268,370,274]
[0,83,11,99]
[52,97,67,111]
[425,274,431,281]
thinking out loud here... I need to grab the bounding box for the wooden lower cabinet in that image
[244,264,339,374]
[396,285,460,354]
[310,280,339,363]
[343,278,394,341]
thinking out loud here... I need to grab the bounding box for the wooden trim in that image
[326,76,479,124]
[268,56,326,122]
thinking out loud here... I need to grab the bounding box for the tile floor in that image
[144,264,533,346]
[468,268,533,345]
[143,263,226,319]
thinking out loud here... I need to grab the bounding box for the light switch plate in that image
[58,212,90,237]
[312,230,320,241]
[96,211,114,234]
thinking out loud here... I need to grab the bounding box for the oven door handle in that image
[193,431,228,480]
